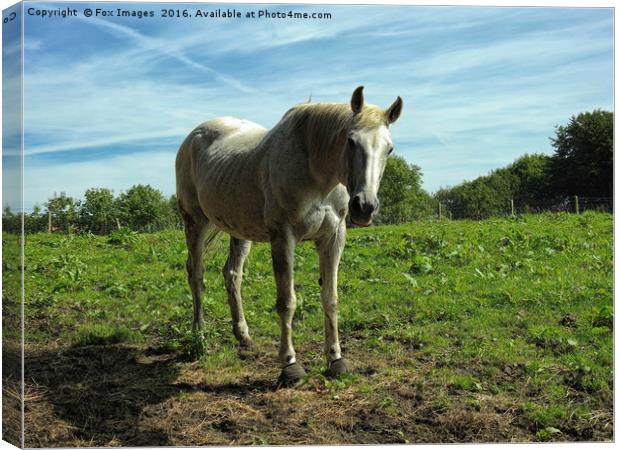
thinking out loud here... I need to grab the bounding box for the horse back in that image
[176,117,271,239]
[177,116,266,185]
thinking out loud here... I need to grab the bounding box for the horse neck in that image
[270,104,351,196]
[307,134,348,195]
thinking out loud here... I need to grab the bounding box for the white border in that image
[0,1,616,450]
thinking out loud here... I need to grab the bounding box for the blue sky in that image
[6,2,614,210]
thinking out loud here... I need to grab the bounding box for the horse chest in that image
[294,203,343,241]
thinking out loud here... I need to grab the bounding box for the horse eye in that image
[387,146,394,155]
[347,138,356,149]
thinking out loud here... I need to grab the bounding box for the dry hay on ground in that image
[20,340,612,447]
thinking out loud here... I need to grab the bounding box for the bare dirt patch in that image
[22,338,612,447]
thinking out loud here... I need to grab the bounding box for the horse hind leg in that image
[180,206,210,330]
[223,237,253,347]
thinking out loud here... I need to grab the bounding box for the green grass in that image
[72,323,139,346]
[4,211,613,441]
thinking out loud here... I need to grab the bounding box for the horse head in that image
[345,86,403,226]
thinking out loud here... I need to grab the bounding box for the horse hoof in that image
[325,358,352,378]
[192,319,205,331]
[237,339,257,360]
[238,337,254,349]
[276,362,306,388]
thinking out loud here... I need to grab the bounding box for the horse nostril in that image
[351,196,363,214]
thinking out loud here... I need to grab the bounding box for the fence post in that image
[47,211,52,233]
[438,202,442,220]
[116,218,121,230]
[510,198,515,217]
[574,195,579,214]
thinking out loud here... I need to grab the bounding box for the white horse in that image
[176,86,402,386]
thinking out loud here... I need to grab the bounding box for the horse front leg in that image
[317,220,351,378]
[271,228,306,387]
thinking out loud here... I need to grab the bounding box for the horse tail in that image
[201,221,222,254]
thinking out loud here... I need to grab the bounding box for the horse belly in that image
[198,164,270,242]
[208,208,271,242]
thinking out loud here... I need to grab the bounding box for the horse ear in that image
[385,96,403,124]
[350,86,364,114]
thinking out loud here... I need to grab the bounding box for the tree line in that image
[2,109,612,233]
[3,185,181,234]
[2,157,430,234]
[434,110,613,219]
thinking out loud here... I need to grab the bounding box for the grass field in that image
[2,212,613,445]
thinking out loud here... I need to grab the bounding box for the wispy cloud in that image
[78,15,255,93]
[17,4,613,209]
[24,151,176,209]
[21,129,185,156]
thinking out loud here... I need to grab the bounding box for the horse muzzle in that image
[349,194,378,227]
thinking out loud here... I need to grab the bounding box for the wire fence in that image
[2,210,183,235]
[436,196,613,220]
[3,196,613,234]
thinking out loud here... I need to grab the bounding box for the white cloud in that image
[19,5,613,203]
[24,151,176,210]
[78,16,256,93]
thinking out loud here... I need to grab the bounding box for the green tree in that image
[115,184,171,231]
[550,110,613,198]
[2,206,20,234]
[168,194,182,228]
[24,204,48,234]
[46,192,79,232]
[435,155,548,219]
[80,188,116,234]
[377,156,432,223]
[509,154,552,204]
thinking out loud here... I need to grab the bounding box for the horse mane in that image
[282,102,387,158]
